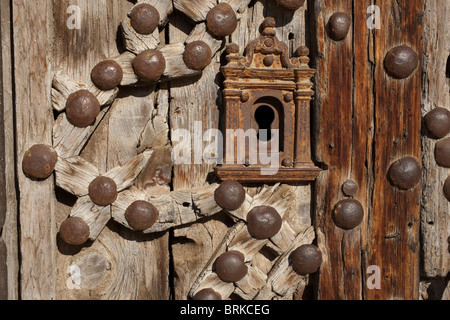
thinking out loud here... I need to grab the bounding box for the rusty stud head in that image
[263,55,274,67]
[246,206,282,239]
[132,49,166,82]
[214,180,246,211]
[183,41,212,71]
[435,138,450,168]
[206,3,238,38]
[241,91,250,103]
[91,60,123,91]
[291,244,322,275]
[282,157,293,167]
[125,200,159,231]
[226,43,239,55]
[65,90,101,128]
[215,250,247,283]
[384,45,419,79]
[342,180,358,197]
[88,176,118,206]
[388,156,422,190]
[59,217,90,246]
[424,107,450,139]
[275,0,305,11]
[444,177,450,202]
[333,199,364,230]
[328,12,351,41]
[193,288,222,300]
[22,144,58,180]
[129,3,160,35]
[295,46,310,57]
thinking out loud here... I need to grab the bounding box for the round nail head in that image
[59,217,90,246]
[226,43,239,54]
[282,157,293,167]
[183,41,212,71]
[435,138,450,168]
[91,60,123,91]
[88,176,118,206]
[328,12,351,41]
[388,156,422,190]
[132,49,166,82]
[333,199,364,230]
[275,0,306,11]
[424,107,450,139]
[129,3,160,35]
[22,144,58,180]
[193,288,222,300]
[384,45,419,79]
[215,250,247,283]
[125,200,159,231]
[206,3,238,37]
[291,244,322,275]
[444,176,450,202]
[342,180,358,197]
[246,206,282,239]
[214,180,246,211]
[65,90,101,128]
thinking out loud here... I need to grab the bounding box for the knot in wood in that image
[424,107,450,139]
[183,41,212,71]
[129,3,160,35]
[246,206,282,239]
[132,49,166,82]
[388,156,422,190]
[91,60,123,91]
[291,244,322,275]
[22,144,58,180]
[65,90,101,128]
[88,176,118,206]
[59,217,90,246]
[328,12,351,41]
[274,0,306,11]
[214,180,246,211]
[333,199,364,230]
[384,45,419,79]
[193,288,222,300]
[215,250,247,283]
[206,3,237,38]
[125,200,159,231]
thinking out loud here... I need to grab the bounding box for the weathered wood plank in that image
[14,0,56,299]
[420,0,450,278]
[0,0,6,300]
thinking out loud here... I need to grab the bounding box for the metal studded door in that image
[0,0,449,301]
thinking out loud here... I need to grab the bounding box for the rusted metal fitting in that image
[59,217,90,246]
[129,3,160,35]
[22,144,58,180]
[240,91,250,103]
[88,176,118,206]
[388,156,422,190]
[193,288,222,300]
[444,176,450,202]
[65,90,101,128]
[263,55,275,67]
[91,60,123,91]
[424,107,450,139]
[132,49,166,82]
[282,157,293,167]
[226,43,239,55]
[435,137,450,168]
[294,46,309,57]
[215,250,247,283]
[214,180,246,211]
[275,0,305,11]
[262,17,276,29]
[342,180,358,197]
[291,244,322,275]
[125,200,159,231]
[384,45,419,79]
[246,206,282,239]
[206,3,237,38]
[333,199,364,230]
[328,12,351,41]
[183,40,212,71]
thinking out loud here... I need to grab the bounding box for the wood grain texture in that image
[420,0,450,278]
[13,0,56,299]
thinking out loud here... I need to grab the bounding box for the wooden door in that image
[0,0,449,300]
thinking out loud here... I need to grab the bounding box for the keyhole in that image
[255,105,275,142]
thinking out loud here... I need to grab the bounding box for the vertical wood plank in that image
[13,0,56,299]
[365,0,423,300]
